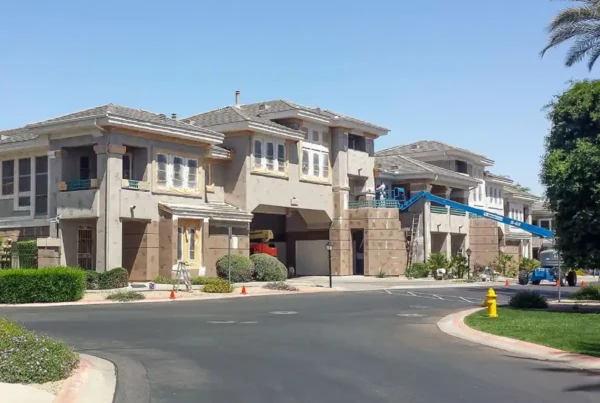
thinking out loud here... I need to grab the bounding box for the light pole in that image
[466,248,472,280]
[325,241,333,288]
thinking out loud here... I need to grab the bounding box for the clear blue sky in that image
[0,0,593,195]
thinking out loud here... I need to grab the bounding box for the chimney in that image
[235,90,240,108]
[171,113,177,119]
[158,113,166,120]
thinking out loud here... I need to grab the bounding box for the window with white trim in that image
[301,143,329,180]
[539,219,552,231]
[253,137,286,174]
[189,228,196,261]
[17,158,31,208]
[156,153,199,191]
[1,160,14,195]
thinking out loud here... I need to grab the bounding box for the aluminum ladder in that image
[174,261,192,292]
[406,213,420,267]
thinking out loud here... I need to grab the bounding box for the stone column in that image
[48,149,63,238]
[94,144,125,272]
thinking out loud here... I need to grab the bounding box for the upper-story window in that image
[539,219,552,230]
[18,158,31,208]
[253,137,286,174]
[348,134,366,152]
[302,143,329,181]
[1,160,14,195]
[35,156,48,216]
[455,160,468,174]
[156,153,199,191]
[122,153,132,180]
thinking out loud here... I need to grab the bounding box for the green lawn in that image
[465,308,600,357]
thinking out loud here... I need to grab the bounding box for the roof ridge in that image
[28,104,112,125]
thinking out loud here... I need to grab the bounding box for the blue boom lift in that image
[381,189,575,286]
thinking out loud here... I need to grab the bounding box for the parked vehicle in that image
[518,249,577,286]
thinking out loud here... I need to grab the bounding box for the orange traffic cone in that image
[505,279,510,286]
[170,289,176,299]
[582,281,586,287]
[555,279,559,287]
[241,285,247,295]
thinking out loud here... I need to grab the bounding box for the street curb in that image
[0,288,337,308]
[54,354,116,403]
[437,308,600,373]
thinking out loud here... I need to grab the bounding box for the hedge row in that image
[85,268,129,290]
[0,267,86,304]
[216,254,287,282]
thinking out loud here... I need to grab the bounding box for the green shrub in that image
[0,317,79,384]
[376,271,387,278]
[509,290,549,309]
[0,267,85,304]
[15,240,38,268]
[98,267,129,290]
[572,285,600,301]
[191,276,221,286]
[263,281,299,291]
[405,263,430,279]
[427,253,450,276]
[106,290,145,302]
[250,254,287,281]
[450,254,468,279]
[520,258,541,271]
[85,271,100,290]
[216,254,254,283]
[203,279,233,293]
[151,275,183,285]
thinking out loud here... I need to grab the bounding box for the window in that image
[456,160,468,174]
[322,132,329,145]
[2,160,14,195]
[302,145,329,180]
[18,196,30,207]
[254,140,263,169]
[35,156,48,216]
[173,157,184,188]
[187,159,198,190]
[253,137,286,174]
[189,228,196,261]
[177,227,183,261]
[302,150,310,175]
[312,130,320,142]
[277,144,285,173]
[19,158,31,193]
[156,153,199,191]
[79,156,91,180]
[266,142,275,170]
[348,134,366,152]
[157,154,167,185]
[122,153,132,180]
[539,219,551,230]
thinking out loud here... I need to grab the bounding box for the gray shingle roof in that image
[159,201,252,223]
[0,127,39,145]
[30,104,222,135]
[243,99,389,131]
[504,184,539,200]
[183,105,304,137]
[376,140,492,162]
[376,154,478,183]
[484,171,513,184]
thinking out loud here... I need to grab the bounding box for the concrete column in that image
[331,128,349,189]
[444,233,452,257]
[48,150,62,238]
[444,187,452,199]
[94,143,125,272]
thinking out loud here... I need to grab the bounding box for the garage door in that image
[295,240,329,276]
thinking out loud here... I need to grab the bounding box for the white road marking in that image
[407,292,417,297]
[459,297,477,304]
[269,311,298,315]
[431,294,444,300]
[384,289,393,295]
[397,313,425,317]
[409,305,430,309]
[239,321,258,324]
[208,321,236,324]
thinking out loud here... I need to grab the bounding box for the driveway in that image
[1,288,597,403]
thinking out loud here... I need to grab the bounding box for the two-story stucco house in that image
[531,201,553,259]
[0,95,405,279]
[183,94,405,277]
[375,140,540,267]
[0,105,253,280]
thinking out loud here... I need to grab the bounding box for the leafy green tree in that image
[493,253,515,277]
[541,0,600,71]
[541,80,600,269]
[511,183,531,193]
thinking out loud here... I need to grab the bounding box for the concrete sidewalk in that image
[286,276,499,291]
[438,308,600,373]
[1,354,115,403]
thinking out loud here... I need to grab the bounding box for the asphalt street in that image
[1,285,597,403]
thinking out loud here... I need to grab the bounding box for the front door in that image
[352,230,364,275]
[177,219,202,268]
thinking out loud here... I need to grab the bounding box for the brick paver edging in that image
[437,307,600,373]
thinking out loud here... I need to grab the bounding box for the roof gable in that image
[377,140,492,163]
[376,154,478,185]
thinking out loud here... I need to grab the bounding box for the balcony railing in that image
[59,179,98,192]
[450,207,466,216]
[121,179,150,191]
[348,199,399,209]
[430,206,448,214]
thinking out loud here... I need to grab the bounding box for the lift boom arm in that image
[398,191,552,239]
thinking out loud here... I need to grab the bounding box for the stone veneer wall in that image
[330,207,406,276]
[122,221,159,281]
[469,219,499,266]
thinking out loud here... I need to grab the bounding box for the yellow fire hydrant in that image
[482,288,498,318]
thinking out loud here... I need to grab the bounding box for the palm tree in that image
[541,0,600,70]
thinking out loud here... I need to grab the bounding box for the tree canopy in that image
[541,80,600,269]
